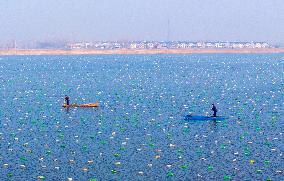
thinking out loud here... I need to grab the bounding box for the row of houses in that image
[0,41,276,50]
[67,41,272,50]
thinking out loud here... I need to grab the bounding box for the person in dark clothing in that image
[211,104,217,117]
[65,95,70,105]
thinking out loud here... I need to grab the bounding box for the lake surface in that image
[0,54,283,180]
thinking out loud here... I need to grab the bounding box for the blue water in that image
[0,54,283,180]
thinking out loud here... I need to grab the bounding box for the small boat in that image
[184,115,226,121]
[62,102,99,108]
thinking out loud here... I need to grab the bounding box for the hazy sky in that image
[0,0,283,44]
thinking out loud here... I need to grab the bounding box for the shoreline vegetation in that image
[0,48,284,56]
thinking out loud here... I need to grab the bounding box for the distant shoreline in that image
[0,48,284,56]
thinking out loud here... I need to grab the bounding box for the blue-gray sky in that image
[0,0,283,44]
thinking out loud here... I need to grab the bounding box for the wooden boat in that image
[62,102,99,108]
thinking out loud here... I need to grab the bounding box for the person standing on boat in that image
[211,104,217,117]
[65,95,70,105]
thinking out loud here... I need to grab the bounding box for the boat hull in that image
[62,103,99,108]
[184,115,226,121]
